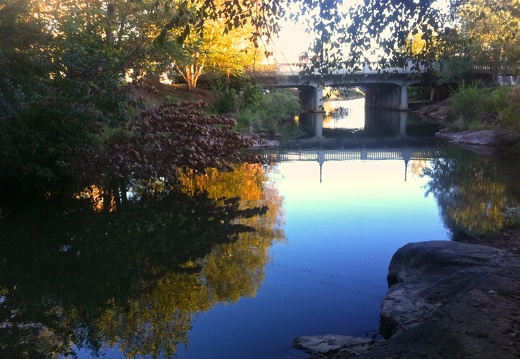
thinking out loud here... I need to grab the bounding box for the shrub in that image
[258,90,301,134]
[499,85,520,131]
[447,82,486,124]
[241,83,264,111]
[212,79,238,114]
[236,89,301,137]
[485,85,511,114]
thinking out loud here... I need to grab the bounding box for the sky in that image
[269,0,452,64]
[271,21,313,63]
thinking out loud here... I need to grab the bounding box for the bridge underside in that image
[299,83,414,112]
[253,72,426,112]
[364,84,409,111]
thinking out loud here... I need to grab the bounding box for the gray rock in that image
[380,240,506,337]
[293,335,378,358]
[436,129,496,146]
[294,241,520,359]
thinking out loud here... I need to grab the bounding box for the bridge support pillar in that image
[299,85,325,113]
[389,88,398,108]
[313,112,324,138]
[399,111,407,136]
[365,88,377,108]
[399,85,408,111]
[313,84,324,112]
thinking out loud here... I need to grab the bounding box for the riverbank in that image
[417,98,520,152]
[294,234,520,359]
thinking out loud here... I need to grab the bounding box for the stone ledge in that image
[436,129,496,146]
[294,241,520,359]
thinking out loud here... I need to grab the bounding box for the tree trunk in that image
[174,63,204,92]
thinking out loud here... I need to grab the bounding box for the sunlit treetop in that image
[14,0,449,73]
[193,0,448,72]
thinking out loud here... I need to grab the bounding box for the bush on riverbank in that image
[211,80,302,138]
[499,85,520,132]
[446,83,520,132]
[234,84,302,138]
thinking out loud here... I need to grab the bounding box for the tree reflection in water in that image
[0,163,284,358]
[424,145,520,238]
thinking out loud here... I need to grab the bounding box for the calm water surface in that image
[174,160,450,359]
[3,100,520,359]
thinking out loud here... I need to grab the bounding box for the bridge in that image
[249,61,429,112]
[248,61,518,112]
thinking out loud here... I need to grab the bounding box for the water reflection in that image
[4,131,520,358]
[323,98,365,131]
[424,145,520,237]
[297,98,439,143]
[0,164,284,359]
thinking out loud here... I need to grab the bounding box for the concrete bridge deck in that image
[249,61,427,112]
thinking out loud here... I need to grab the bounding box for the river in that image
[2,99,520,359]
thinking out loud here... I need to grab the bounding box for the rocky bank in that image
[294,240,520,359]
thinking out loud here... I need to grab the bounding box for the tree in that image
[155,2,262,90]
[455,0,520,84]
[150,0,450,80]
[292,0,447,73]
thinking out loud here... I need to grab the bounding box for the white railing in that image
[251,60,428,77]
[251,61,519,77]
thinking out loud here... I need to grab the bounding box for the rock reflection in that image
[0,164,284,358]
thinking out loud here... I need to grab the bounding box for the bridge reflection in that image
[262,148,442,163]
[295,105,442,144]
[262,148,442,182]
[301,110,410,139]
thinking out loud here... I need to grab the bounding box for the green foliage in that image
[236,88,301,137]
[446,83,520,132]
[455,0,520,85]
[241,83,264,111]
[0,0,53,121]
[297,0,444,74]
[0,95,99,200]
[484,85,511,114]
[432,56,473,85]
[447,82,488,129]
[212,79,238,114]
[259,90,301,132]
[498,86,520,131]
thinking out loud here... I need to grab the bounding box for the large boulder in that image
[372,240,520,359]
[294,241,520,359]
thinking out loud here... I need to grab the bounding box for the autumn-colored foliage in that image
[71,100,260,185]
